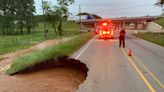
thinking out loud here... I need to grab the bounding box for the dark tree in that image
[57,0,74,36]
[0,0,35,35]
[0,0,16,35]
[156,0,164,7]
[15,0,35,34]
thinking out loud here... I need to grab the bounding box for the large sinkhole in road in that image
[0,56,88,92]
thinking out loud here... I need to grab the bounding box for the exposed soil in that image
[0,57,88,92]
[0,38,71,72]
[0,38,88,92]
[0,67,86,92]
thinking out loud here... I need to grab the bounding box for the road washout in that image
[0,38,71,73]
[0,56,88,92]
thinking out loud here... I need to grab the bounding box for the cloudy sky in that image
[34,0,163,18]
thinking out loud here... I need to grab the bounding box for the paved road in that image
[71,33,164,92]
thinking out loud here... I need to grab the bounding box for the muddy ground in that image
[0,57,88,92]
[0,66,87,92]
[0,38,88,92]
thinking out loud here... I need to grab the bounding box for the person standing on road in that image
[119,28,126,48]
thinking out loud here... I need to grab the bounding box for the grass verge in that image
[0,21,82,55]
[5,33,93,75]
[154,17,164,27]
[133,32,164,46]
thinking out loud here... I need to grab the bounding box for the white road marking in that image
[75,37,117,59]
[75,39,93,59]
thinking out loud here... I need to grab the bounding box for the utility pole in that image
[79,5,82,32]
[42,0,47,39]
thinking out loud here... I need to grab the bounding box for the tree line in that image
[0,0,74,36]
[0,0,163,35]
[0,0,35,35]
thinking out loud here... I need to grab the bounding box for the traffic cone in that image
[128,49,132,56]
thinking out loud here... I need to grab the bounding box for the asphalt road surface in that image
[71,32,164,92]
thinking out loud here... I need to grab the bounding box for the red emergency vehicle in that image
[95,20,115,39]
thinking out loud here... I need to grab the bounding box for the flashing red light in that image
[99,20,112,27]
[102,22,108,26]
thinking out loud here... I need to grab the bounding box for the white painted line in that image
[75,39,93,59]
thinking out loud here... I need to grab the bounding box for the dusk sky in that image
[34,0,163,18]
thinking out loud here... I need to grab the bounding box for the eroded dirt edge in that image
[0,56,88,92]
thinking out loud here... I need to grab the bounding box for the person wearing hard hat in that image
[119,28,126,48]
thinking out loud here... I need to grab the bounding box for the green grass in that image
[5,33,93,75]
[154,17,164,27]
[0,21,81,55]
[133,32,164,46]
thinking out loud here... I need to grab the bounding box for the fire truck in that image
[95,20,115,39]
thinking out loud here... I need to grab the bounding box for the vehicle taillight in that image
[99,30,111,35]
[102,31,106,35]
[106,31,110,34]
